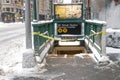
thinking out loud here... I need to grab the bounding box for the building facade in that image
[0,0,24,22]
[37,0,51,20]
[113,0,120,4]
[54,0,63,3]
[72,0,82,3]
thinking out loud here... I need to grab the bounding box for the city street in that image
[0,22,25,44]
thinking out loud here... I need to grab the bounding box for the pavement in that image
[4,54,120,80]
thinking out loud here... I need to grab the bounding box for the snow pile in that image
[107,47,120,54]
[22,49,36,68]
[0,36,25,74]
[94,59,120,72]
[106,28,120,48]
[0,22,26,75]
[98,1,120,48]
[0,22,24,28]
[105,28,120,60]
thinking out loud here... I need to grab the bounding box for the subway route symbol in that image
[58,27,68,33]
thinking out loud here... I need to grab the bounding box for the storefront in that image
[1,12,15,23]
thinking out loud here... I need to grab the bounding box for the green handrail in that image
[33,0,37,20]
[32,20,54,54]
[85,20,106,54]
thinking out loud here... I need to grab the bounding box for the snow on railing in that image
[86,20,107,25]
[32,20,53,25]
[32,19,54,54]
[85,19,107,61]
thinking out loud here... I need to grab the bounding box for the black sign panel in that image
[57,23,82,35]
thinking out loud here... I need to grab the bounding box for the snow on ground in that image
[0,35,25,75]
[106,28,120,48]
[106,28,120,32]
[0,22,120,79]
[107,47,120,53]
[0,22,26,76]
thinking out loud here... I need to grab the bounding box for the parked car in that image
[1,12,15,23]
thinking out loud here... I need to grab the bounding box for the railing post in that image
[33,25,40,54]
[101,25,106,56]
[33,0,37,20]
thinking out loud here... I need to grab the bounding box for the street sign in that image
[57,23,82,35]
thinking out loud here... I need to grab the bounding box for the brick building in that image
[0,0,24,22]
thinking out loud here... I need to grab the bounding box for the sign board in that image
[57,23,82,35]
[55,4,82,19]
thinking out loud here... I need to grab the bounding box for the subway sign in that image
[57,23,82,35]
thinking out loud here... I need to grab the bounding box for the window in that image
[3,8,5,11]
[11,0,14,3]
[6,0,10,3]
[6,8,10,11]
[15,0,17,4]
[11,8,14,12]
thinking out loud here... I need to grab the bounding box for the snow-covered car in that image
[106,29,120,48]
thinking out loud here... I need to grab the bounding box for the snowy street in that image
[0,22,25,44]
[0,22,25,76]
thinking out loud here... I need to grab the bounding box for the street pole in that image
[33,0,37,20]
[50,0,53,19]
[25,0,32,49]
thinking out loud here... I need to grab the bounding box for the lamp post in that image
[33,0,37,20]
[25,0,32,49]
[23,0,36,68]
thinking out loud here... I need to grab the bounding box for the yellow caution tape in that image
[88,31,106,38]
[34,31,106,41]
[33,32,55,40]
[34,32,75,41]
[101,31,106,35]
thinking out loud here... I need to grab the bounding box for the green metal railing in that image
[33,0,37,20]
[32,19,106,56]
[85,20,106,54]
[32,20,54,54]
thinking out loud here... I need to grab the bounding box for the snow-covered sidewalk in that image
[0,36,25,74]
[0,22,26,75]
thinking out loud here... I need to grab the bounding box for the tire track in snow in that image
[0,28,25,43]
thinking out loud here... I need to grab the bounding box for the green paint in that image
[33,0,37,20]
[32,22,53,54]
